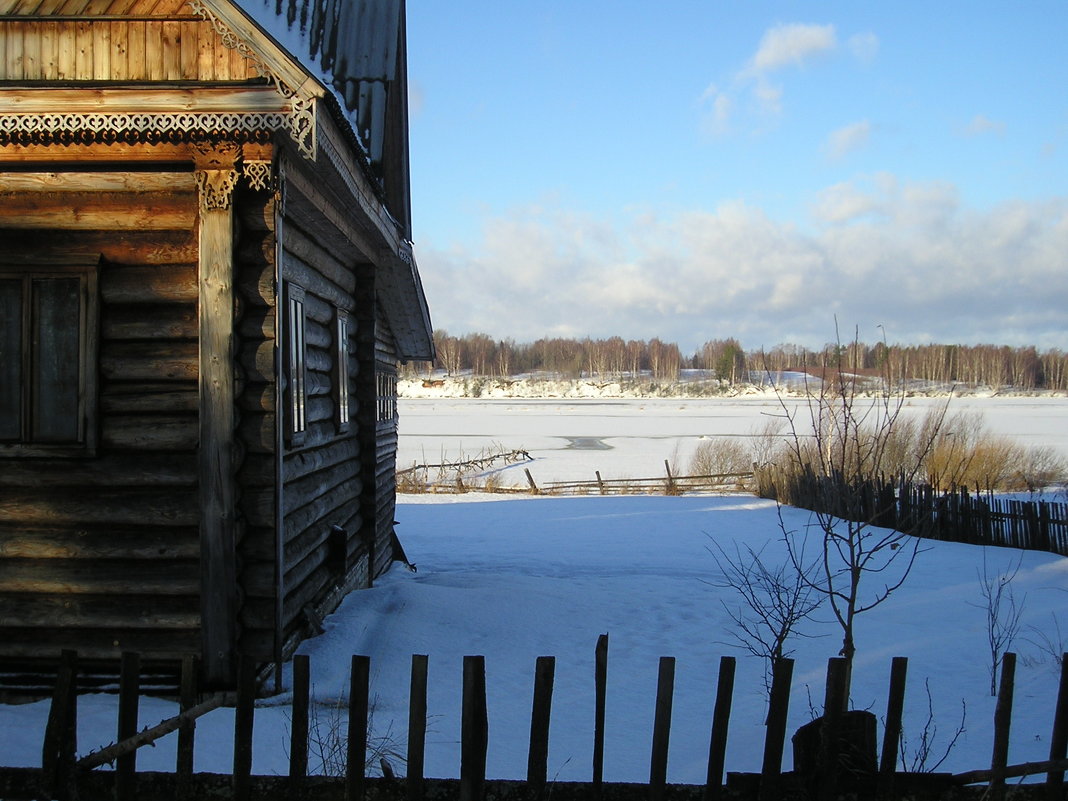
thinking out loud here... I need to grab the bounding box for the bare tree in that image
[974,553,1026,696]
[769,327,951,700]
[708,536,822,693]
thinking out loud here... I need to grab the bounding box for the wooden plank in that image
[0,525,198,560]
[3,22,22,82]
[39,20,58,79]
[126,18,145,76]
[0,558,199,595]
[347,655,370,801]
[0,172,195,193]
[527,655,554,790]
[179,19,197,79]
[213,22,228,80]
[649,656,675,801]
[177,655,197,782]
[161,19,179,79]
[109,19,127,80]
[101,264,197,304]
[145,20,163,81]
[0,192,196,230]
[407,654,428,801]
[21,20,40,78]
[461,655,488,801]
[196,14,213,80]
[704,656,735,801]
[74,19,91,78]
[197,154,238,687]
[0,488,197,527]
[91,20,109,80]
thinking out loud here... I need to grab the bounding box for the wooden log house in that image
[0,0,434,688]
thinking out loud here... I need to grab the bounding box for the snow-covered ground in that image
[2,397,1067,784]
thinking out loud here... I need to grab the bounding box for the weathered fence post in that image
[41,649,78,801]
[290,653,310,788]
[758,657,793,801]
[596,471,606,495]
[990,651,1017,801]
[408,654,429,801]
[527,656,555,793]
[461,655,489,801]
[878,657,908,799]
[117,650,141,801]
[177,654,197,785]
[233,657,256,801]
[1047,654,1068,800]
[649,656,675,801]
[593,633,609,793]
[525,468,539,495]
[704,656,736,801]
[817,657,848,801]
[348,655,370,801]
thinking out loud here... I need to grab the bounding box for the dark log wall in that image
[0,175,201,667]
[271,203,373,659]
[373,316,399,579]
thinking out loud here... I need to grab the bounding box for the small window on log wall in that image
[334,309,351,433]
[376,371,397,422]
[0,262,98,455]
[285,284,307,447]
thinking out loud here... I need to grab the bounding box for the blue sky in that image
[405,2,1067,352]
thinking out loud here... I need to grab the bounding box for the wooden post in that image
[758,657,794,801]
[117,650,141,801]
[461,655,489,801]
[525,468,539,495]
[990,651,1016,801]
[408,654,429,801]
[195,142,239,687]
[1046,654,1068,800]
[704,656,735,801]
[817,657,848,801]
[290,654,310,786]
[593,633,609,792]
[649,656,676,801]
[348,655,370,801]
[41,649,78,801]
[596,471,606,495]
[177,654,197,781]
[527,656,555,792]
[877,657,908,800]
[232,658,256,801]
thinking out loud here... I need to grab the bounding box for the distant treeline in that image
[400,331,1068,391]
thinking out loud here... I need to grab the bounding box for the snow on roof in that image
[232,0,402,166]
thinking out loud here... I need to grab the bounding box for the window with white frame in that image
[334,308,351,432]
[0,263,98,454]
[285,283,307,446]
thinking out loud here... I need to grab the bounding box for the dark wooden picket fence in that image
[763,470,1068,557]
[4,638,1068,801]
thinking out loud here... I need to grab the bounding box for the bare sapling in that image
[764,326,951,701]
[707,531,823,694]
[973,552,1026,696]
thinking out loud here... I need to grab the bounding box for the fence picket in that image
[408,654,429,801]
[990,652,1017,801]
[233,657,256,801]
[289,653,309,784]
[704,655,735,801]
[41,649,78,801]
[527,655,555,791]
[758,657,793,801]
[649,656,675,801]
[117,650,141,801]
[593,633,609,790]
[347,655,370,801]
[177,654,196,780]
[461,655,489,801]
[1047,654,1068,800]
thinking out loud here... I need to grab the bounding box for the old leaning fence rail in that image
[4,638,1068,801]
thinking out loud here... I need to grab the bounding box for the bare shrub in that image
[973,553,1026,696]
[689,438,753,477]
[899,680,967,773]
[292,693,407,778]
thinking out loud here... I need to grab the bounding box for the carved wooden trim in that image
[193,142,239,211]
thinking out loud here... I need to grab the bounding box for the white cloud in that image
[964,114,1006,137]
[417,186,1068,351]
[825,120,872,160]
[847,32,879,64]
[750,23,837,73]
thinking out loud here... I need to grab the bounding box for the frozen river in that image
[398,395,1068,486]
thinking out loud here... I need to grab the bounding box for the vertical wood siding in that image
[0,178,201,668]
[0,18,260,82]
